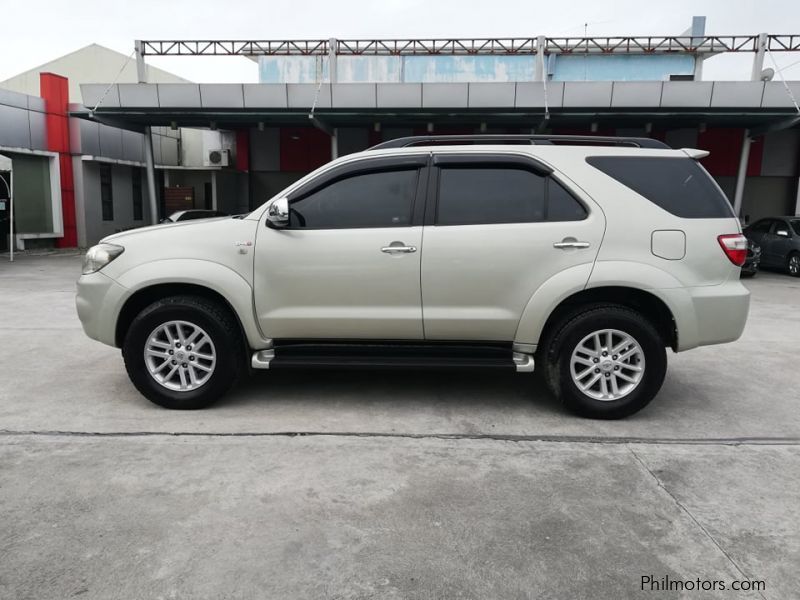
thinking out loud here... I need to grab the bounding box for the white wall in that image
[0,44,189,103]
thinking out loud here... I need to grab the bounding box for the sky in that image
[1,0,799,83]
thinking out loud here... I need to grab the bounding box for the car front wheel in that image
[122,295,244,409]
[541,305,667,419]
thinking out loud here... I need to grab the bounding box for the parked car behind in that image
[161,209,228,223]
[741,239,761,277]
[744,217,800,277]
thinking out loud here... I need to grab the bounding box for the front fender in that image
[114,259,269,349]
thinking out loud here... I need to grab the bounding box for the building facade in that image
[2,27,800,251]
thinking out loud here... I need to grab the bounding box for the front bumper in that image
[76,271,128,347]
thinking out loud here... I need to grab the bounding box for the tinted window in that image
[586,156,735,218]
[748,219,772,233]
[436,167,585,226]
[289,169,418,229]
[773,221,790,234]
[790,220,800,236]
[548,179,588,221]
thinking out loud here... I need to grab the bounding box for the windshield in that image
[791,219,800,236]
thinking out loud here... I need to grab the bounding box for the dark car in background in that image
[160,210,228,224]
[744,217,800,277]
[741,239,761,277]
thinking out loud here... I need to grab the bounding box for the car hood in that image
[100,217,231,244]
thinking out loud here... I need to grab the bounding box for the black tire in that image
[787,252,800,277]
[122,295,244,409]
[540,304,667,419]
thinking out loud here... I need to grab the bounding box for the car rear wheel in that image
[541,305,667,419]
[788,252,800,277]
[122,295,244,409]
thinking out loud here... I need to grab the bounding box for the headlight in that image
[82,243,124,274]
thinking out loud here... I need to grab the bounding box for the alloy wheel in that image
[569,329,645,401]
[143,320,217,391]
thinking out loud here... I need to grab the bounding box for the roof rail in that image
[368,134,670,151]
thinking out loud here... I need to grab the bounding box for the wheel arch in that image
[111,259,270,351]
[536,286,678,353]
[115,283,249,350]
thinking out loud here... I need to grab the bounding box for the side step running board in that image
[251,343,534,373]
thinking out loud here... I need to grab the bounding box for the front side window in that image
[289,169,418,229]
[790,219,800,236]
[436,166,585,226]
[100,164,113,221]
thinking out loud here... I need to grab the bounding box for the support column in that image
[330,128,339,160]
[733,129,752,218]
[328,37,338,83]
[751,32,768,81]
[211,170,218,211]
[143,128,159,224]
[534,35,546,82]
[794,176,800,216]
[136,39,159,224]
[135,40,147,83]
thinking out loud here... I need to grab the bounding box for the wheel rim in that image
[569,329,645,401]
[143,320,216,392]
[789,255,800,275]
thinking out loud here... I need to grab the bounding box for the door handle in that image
[381,243,417,254]
[553,239,590,249]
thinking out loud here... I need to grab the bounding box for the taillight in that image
[717,234,748,267]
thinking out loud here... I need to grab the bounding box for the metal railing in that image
[138,35,800,57]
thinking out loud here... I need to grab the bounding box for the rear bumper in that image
[659,280,750,351]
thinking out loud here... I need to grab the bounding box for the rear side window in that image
[436,167,586,226]
[586,156,735,218]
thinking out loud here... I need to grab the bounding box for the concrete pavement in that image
[0,253,798,598]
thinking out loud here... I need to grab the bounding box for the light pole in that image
[0,171,12,262]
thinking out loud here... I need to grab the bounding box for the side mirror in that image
[267,197,290,227]
[776,229,790,238]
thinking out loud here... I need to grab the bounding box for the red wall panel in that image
[696,128,765,177]
[40,72,76,247]
[235,129,249,172]
[279,127,331,172]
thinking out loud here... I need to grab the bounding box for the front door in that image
[421,153,605,341]
[253,156,428,340]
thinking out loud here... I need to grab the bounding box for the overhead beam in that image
[137,34,800,57]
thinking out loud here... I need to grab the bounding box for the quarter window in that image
[586,156,735,219]
[289,169,418,229]
[436,166,586,226]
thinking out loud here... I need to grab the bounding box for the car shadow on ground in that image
[222,368,566,415]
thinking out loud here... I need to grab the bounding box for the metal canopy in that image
[138,35,800,56]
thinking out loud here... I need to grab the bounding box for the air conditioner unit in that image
[205,149,230,167]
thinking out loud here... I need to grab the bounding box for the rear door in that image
[420,153,605,341]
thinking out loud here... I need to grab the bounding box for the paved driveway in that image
[1,253,798,599]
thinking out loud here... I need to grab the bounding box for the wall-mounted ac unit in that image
[205,149,230,167]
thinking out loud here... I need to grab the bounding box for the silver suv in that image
[76,135,750,418]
